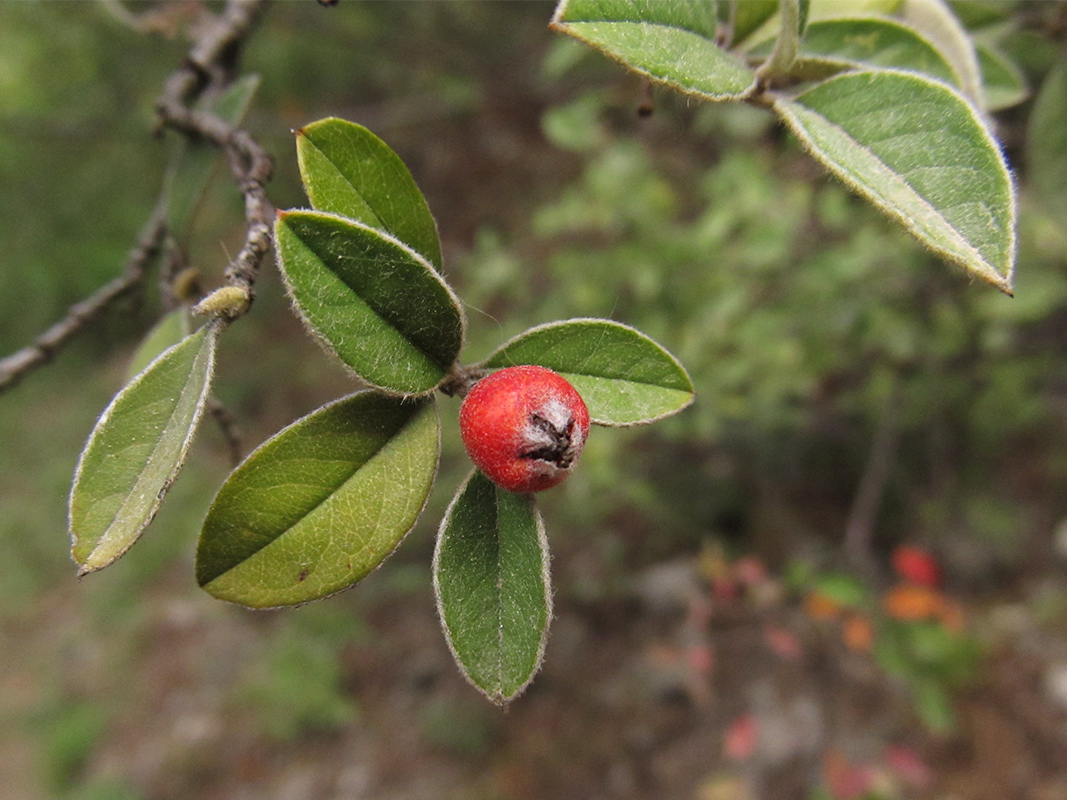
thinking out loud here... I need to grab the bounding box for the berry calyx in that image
[459,365,590,493]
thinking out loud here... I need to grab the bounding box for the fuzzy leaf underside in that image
[434,471,551,705]
[275,210,464,395]
[70,323,218,573]
[197,392,439,608]
[773,70,1015,293]
[296,117,443,269]
[552,0,755,101]
[484,318,693,426]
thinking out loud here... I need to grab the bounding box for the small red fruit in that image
[460,365,590,493]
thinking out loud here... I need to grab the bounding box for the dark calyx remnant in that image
[521,412,578,468]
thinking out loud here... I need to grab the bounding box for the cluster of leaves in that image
[69,117,693,704]
[551,0,1020,294]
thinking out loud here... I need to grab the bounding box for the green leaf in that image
[1028,57,1067,225]
[736,0,902,52]
[551,0,756,101]
[125,308,190,382]
[165,75,260,241]
[433,471,551,705]
[772,70,1015,293]
[874,624,912,680]
[730,0,778,47]
[296,118,443,270]
[913,678,956,733]
[483,319,694,426]
[197,392,439,608]
[275,210,465,396]
[901,0,983,104]
[555,0,721,39]
[976,42,1027,111]
[771,17,960,86]
[70,323,219,574]
[798,0,811,35]
[813,572,869,609]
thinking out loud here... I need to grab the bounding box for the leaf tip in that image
[73,549,103,577]
[983,269,1014,296]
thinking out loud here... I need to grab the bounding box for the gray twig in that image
[207,396,243,467]
[0,208,168,392]
[154,0,274,304]
[0,0,272,396]
[844,377,903,571]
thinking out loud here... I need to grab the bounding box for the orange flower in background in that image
[883,584,944,621]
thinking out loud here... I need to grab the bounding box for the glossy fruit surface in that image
[460,365,590,493]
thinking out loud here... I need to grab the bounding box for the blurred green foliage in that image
[0,3,179,353]
[31,696,109,794]
[66,778,144,800]
[418,695,499,757]
[236,606,361,742]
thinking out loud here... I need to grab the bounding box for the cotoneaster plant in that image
[69,117,693,704]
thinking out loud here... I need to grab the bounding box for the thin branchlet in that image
[0,0,272,395]
[154,0,274,304]
[0,207,168,392]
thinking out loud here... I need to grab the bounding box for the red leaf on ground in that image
[734,556,768,587]
[723,714,758,760]
[823,748,875,800]
[687,643,715,676]
[764,624,802,660]
[891,545,942,588]
[885,744,933,789]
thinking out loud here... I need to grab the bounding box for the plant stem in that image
[755,0,802,86]
[0,207,168,393]
[844,376,902,570]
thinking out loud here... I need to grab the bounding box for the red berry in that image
[891,545,942,589]
[459,365,590,493]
